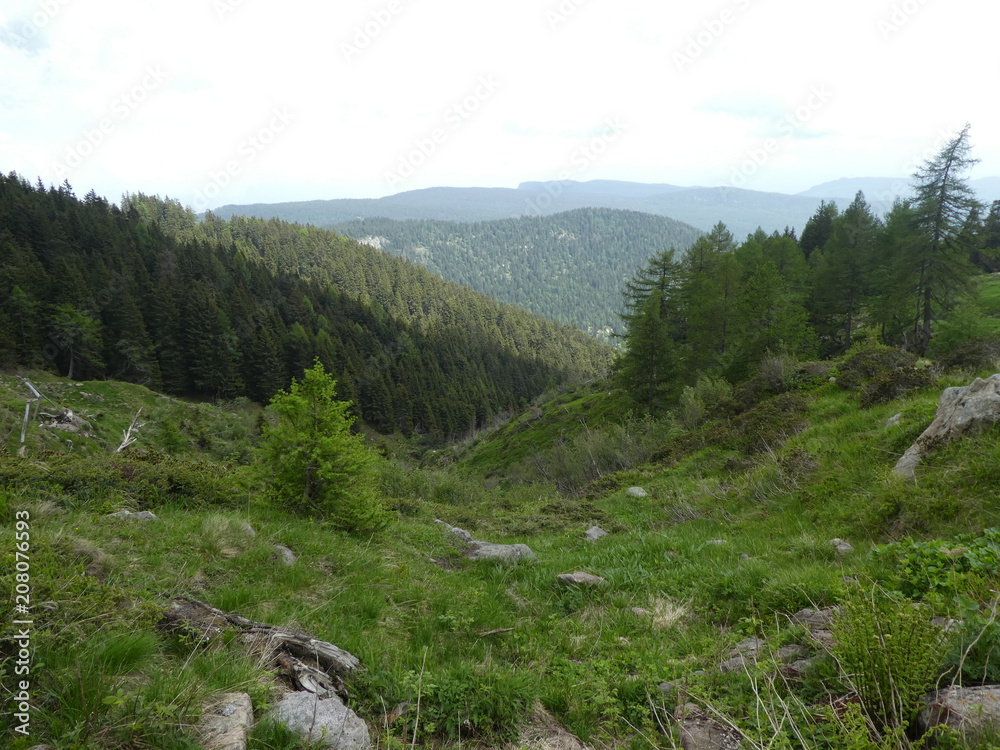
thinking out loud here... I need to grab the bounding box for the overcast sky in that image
[1,0,997,210]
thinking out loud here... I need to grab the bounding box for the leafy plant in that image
[831,588,951,742]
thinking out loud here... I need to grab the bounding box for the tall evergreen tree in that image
[809,191,881,352]
[616,249,681,413]
[799,201,839,260]
[902,124,981,353]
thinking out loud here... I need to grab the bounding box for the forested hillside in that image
[0,173,611,438]
[614,127,1000,414]
[334,208,704,340]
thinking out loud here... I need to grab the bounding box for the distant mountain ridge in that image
[212,177,1000,240]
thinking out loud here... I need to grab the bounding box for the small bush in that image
[860,368,933,408]
[838,346,918,391]
[678,375,734,429]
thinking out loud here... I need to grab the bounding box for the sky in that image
[1,0,997,211]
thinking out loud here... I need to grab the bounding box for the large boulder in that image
[916,685,1000,744]
[268,691,371,750]
[895,374,1000,478]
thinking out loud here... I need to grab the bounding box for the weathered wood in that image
[165,597,361,677]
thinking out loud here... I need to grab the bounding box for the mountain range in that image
[211,177,1000,240]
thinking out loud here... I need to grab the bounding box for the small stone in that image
[625,486,648,498]
[829,538,854,555]
[197,692,253,750]
[469,541,536,562]
[108,509,159,522]
[707,539,727,546]
[435,519,473,544]
[274,545,297,565]
[584,525,608,542]
[775,645,806,663]
[557,571,606,587]
[792,607,837,630]
[732,637,764,655]
[885,413,904,429]
[240,522,256,537]
[718,655,750,674]
[740,553,750,560]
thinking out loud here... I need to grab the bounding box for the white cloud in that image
[1,0,998,205]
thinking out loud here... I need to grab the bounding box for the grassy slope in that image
[2,339,1000,747]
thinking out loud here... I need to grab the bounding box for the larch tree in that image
[903,124,982,353]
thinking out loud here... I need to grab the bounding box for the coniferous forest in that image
[0,173,612,439]
[333,208,705,341]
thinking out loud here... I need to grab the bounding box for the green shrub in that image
[939,335,1000,371]
[678,375,735,429]
[837,346,918,391]
[860,368,933,408]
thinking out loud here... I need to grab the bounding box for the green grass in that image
[3,360,1000,748]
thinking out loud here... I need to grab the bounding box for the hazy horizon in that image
[3,0,997,210]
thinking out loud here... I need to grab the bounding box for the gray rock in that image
[274,545,297,565]
[885,413,904,429]
[781,658,816,680]
[707,539,727,546]
[625,487,648,498]
[434,519,473,544]
[198,692,253,750]
[468,541,536,562]
[674,702,743,749]
[269,691,371,750]
[895,374,1000,478]
[792,607,837,630]
[557,571,606,587]
[240,522,256,537]
[739,553,750,560]
[584,525,608,542]
[731,637,764,656]
[916,685,1000,743]
[658,681,679,699]
[775,645,806,663]
[108,509,159,522]
[829,538,854,555]
[718,655,750,674]
[517,702,593,750]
